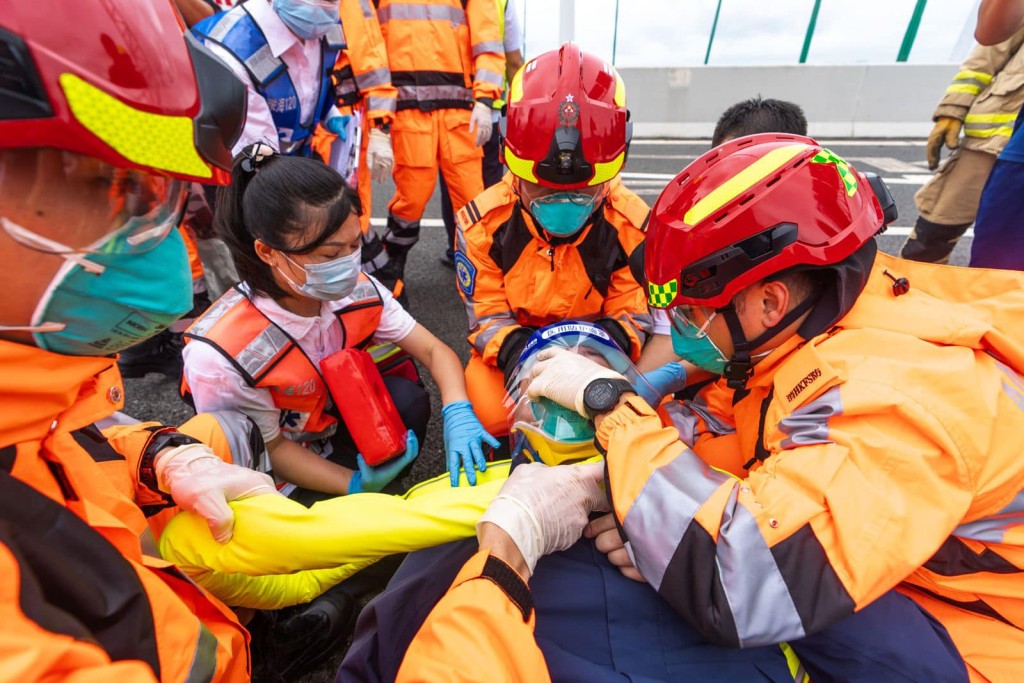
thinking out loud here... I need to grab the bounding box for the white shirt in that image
[206,0,329,155]
[491,0,523,124]
[652,308,672,336]
[183,275,416,443]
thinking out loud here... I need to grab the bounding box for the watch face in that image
[588,381,616,409]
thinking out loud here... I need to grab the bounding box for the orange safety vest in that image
[182,276,384,442]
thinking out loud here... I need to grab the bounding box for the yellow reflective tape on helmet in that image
[683,144,807,226]
[60,73,212,179]
[508,63,526,104]
[648,279,678,308]
[613,69,626,107]
[589,151,625,186]
[504,145,538,182]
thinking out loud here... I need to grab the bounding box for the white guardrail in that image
[619,64,958,139]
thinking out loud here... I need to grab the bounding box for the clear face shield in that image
[504,321,654,466]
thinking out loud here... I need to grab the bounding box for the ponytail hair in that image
[215,142,362,299]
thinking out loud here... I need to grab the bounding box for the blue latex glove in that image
[635,361,688,406]
[348,430,418,494]
[442,401,501,487]
[325,114,352,141]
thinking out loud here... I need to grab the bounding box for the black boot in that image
[900,217,971,265]
[117,328,184,379]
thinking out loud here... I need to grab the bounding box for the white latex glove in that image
[155,443,281,543]
[468,101,493,147]
[527,347,627,417]
[366,127,394,183]
[477,461,609,574]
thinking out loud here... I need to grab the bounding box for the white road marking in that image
[852,156,929,174]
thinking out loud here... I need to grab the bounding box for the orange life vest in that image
[182,277,384,442]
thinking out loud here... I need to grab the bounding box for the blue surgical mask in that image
[279,248,361,301]
[272,0,338,40]
[0,227,193,356]
[530,192,598,237]
[669,310,730,375]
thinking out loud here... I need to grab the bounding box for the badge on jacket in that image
[454,252,477,297]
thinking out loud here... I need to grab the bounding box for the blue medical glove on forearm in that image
[443,401,501,487]
[348,430,419,494]
[325,115,352,141]
[635,362,688,406]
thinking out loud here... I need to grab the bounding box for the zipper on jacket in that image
[547,247,555,271]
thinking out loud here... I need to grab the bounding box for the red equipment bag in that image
[320,348,408,466]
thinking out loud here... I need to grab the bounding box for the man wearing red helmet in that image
[0,1,284,679]
[525,133,1024,680]
[454,43,652,438]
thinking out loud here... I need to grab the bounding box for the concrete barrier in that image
[619,64,958,139]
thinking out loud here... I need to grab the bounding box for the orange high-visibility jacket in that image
[456,174,653,364]
[333,0,397,122]
[599,252,1024,682]
[374,0,504,111]
[397,550,550,682]
[182,278,385,443]
[0,341,248,682]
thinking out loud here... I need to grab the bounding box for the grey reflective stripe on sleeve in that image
[235,325,291,379]
[183,623,218,683]
[951,76,988,90]
[336,80,359,96]
[378,2,466,25]
[472,40,504,57]
[396,84,473,104]
[713,488,807,646]
[954,488,1024,543]
[356,67,392,89]
[362,248,390,274]
[618,312,654,343]
[686,396,736,437]
[621,445,729,591]
[245,44,284,85]
[997,360,1024,412]
[365,95,396,113]
[474,68,505,87]
[472,316,518,353]
[357,0,374,18]
[187,290,244,337]
[661,402,701,446]
[778,386,841,449]
[207,410,268,472]
[205,6,245,41]
[323,23,346,49]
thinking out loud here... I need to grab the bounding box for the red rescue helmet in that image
[500,42,632,190]
[0,0,245,183]
[644,133,895,311]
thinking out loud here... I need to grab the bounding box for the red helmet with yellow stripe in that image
[644,133,891,311]
[0,0,244,183]
[500,42,632,190]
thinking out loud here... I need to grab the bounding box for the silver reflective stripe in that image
[235,325,290,379]
[378,2,466,25]
[619,312,653,343]
[396,84,473,103]
[356,67,392,89]
[383,232,419,246]
[954,488,1024,543]
[205,6,245,42]
[184,623,218,683]
[473,316,517,353]
[336,80,359,96]
[475,68,505,87]
[472,40,504,57]
[389,213,421,230]
[952,76,988,90]
[348,280,379,302]
[365,95,397,113]
[323,23,346,49]
[997,361,1024,412]
[188,290,244,337]
[246,43,283,84]
[622,445,729,590]
[778,386,841,449]
[715,488,807,646]
[662,402,701,446]
[362,248,390,273]
[686,396,736,437]
[208,410,267,472]
[358,0,374,18]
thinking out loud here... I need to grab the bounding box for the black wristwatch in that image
[582,378,635,420]
[139,429,202,494]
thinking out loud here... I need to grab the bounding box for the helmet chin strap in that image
[720,292,821,390]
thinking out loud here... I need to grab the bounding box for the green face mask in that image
[669,310,729,375]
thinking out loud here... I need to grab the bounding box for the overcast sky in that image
[515,0,980,67]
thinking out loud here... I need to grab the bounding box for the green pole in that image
[704,0,724,65]
[799,0,822,64]
[612,0,620,65]
[897,0,928,62]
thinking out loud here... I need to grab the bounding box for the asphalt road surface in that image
[121,137,966,681]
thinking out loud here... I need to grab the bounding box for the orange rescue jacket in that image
[600,252,1024,682]
[456,174,653,364]
[374,0,504,111]
[0,340,248,682]
[333,0,397,123]
[182,277,384,443]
